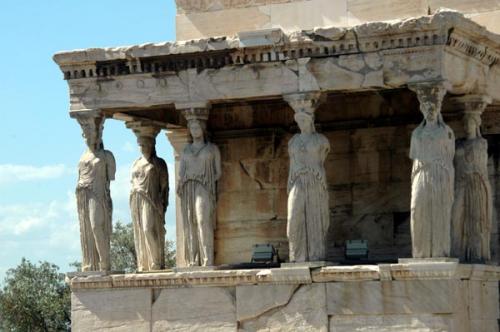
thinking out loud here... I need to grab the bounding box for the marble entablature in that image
[54,11,500,112]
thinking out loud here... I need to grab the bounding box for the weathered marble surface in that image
[239,284,328,332]
[71,289,151,332]
[286,93,330,262]
[409,84,455,258]
[55,12,500,267]
[69,263,500,332]
[152,287,236,331]
[174,0,500,40]
[451,97,493,263]
[129,124,168,271]
[177,107,222,266]
[54,12,500,108]
[175,0,305,14]
[74,112,116,272]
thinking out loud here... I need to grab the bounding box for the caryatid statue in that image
[409,84,455,258]
[285,93,331,262]
[451,96,493,262]
[73,111,116,272]
[128,123,169,271]
[177,107,221,267]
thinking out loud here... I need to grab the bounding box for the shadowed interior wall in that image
[208,90,500,264]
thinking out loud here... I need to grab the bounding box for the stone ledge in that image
[67,263,500,290]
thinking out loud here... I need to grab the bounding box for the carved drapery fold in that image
[408,82,455,258]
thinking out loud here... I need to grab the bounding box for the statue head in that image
[294,110,315,134]
[138,136,155,160]
[464,112,482,139]
[188,119,206,141]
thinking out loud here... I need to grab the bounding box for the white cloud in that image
[121,141,136,153]
[0,191,78,238]
[0,164,73,185]
[0,191,81,278]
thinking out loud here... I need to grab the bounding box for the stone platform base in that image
[68,262,500,332]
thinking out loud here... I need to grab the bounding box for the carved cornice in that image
[447,33,500,67]
[125,120,162,139]
[54,12,500,82]
[312,266,380,282]
[449,94,493,114]
[67,268,311,290]
[66,263,500,290]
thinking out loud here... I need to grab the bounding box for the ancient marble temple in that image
[55,1,500,331]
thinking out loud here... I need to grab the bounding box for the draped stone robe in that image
[130,156,168,271]
[410,122,455,258]
[287,132,330,262]
[76,149,115,271]
[452,137,492,262]
[178,142,220,266]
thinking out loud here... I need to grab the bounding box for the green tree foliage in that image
[0,259,70,332]
[0,222,176,331]
[111,221,137,272]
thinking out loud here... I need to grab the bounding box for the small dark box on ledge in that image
[345,240,369,260]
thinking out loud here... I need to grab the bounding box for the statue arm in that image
[448,127,456,158]
[160,159,169,211]
[287,136,296,194]
[105,151,116,182]
[177,152,186,196]
[214,145,222,181]
[321,135,331,162]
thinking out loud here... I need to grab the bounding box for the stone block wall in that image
[175,0,500,40]
[69,265,500,331]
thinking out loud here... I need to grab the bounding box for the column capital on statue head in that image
[70,109,104,121]
[70,109,106,140]
[175,101,211,122]
[126,120,162,141]
[283,91,325,115]
[408,81,451,116]
[408,80,450,102]
[449,94,492,115]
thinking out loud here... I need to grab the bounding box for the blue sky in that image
[0,0,177,278]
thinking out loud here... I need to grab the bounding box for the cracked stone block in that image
[152,287,237,332]
[236,284,299,321]
[327,280,456,315]
[71,289,152,332]
[238,284,328,332]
